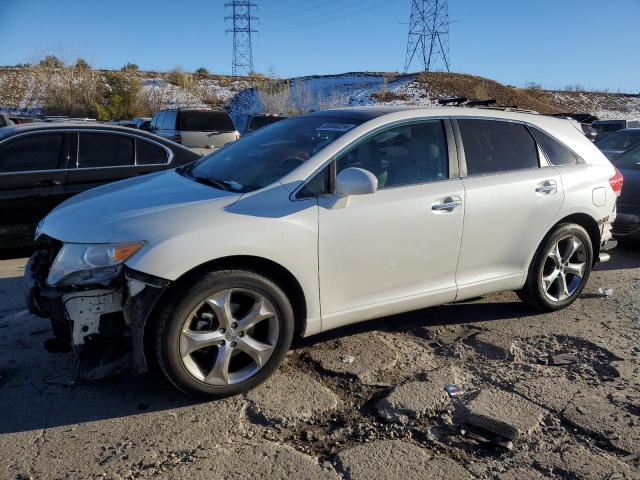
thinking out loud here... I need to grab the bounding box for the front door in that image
[317,120,464,330]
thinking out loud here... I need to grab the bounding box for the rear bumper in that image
[612,207,640,241]
[24,248,170,378]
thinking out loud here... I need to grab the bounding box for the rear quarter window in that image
[136,139,168,165]
[179,111,235,132]
[458,119,539,175]
[529,127,580,166]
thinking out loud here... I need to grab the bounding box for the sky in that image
[0,0,638,92]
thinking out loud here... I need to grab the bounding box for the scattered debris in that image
[339,354,355,364]
[549,353,578,366]
[598,287,614,297]
[445,384,465,399]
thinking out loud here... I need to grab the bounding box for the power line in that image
[225,1,258,76]
[404,0,450,73]
[263,0,399,33]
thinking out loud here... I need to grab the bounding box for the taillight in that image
[172,134,181,144]
[609,167,624,196]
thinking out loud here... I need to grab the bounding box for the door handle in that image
[431,196,462,212]
[34,180,62,186]
[535,180,557,195]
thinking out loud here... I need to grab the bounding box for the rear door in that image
[178,111,238,148]
[0,131,69,246]
[454,118,564,294]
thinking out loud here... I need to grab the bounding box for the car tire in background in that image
[517,223,593,312]
[154,269,294,398]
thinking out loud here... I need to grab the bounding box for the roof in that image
[0,122,160,140]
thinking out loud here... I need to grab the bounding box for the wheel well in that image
[553,213,601,264]
[150,255,308,336]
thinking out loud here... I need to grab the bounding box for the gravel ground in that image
[0,247,639,479]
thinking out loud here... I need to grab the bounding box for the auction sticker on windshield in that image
[316,122,357,132]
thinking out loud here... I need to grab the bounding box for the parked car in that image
[26,107,620,397]
[611,143,640,242]
[592,119,640,141]
[0,123,199,249]
[0,114,15,128]
[551,113,598,141]
[233,113,288,136]
[150,109,239,150]
[595,128,640,160]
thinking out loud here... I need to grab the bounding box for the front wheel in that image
[154,270,294,398]
[517,223,593,312]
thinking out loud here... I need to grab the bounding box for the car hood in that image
[41,170,241,244]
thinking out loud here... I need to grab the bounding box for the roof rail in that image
[466,99,497,107]
[438,97,468,106]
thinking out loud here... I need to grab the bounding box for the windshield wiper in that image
[193,175,244,192]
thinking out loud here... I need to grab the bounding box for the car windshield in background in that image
[613,145,640,170]
[596,130,640,150]
[180,111,236,132]
[180,116,362,192]
[250,115,286,131]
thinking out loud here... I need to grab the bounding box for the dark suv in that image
[0,123,199,249]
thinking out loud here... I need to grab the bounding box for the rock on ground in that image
[562,390,640,454]
[376,366,461,422]
[336,440,471,480]
[307,331,398,381]
[463,388,544,442]
[246,369,338,426]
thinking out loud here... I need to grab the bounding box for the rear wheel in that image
[154,270,294,398]
[517,223,593,311]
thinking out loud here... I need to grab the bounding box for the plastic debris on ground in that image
[598,287,614,297]
[339,354,355,364]
[444,384,465,399]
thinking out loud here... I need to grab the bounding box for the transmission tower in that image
[225,1,258,76]
[403,0,450,73]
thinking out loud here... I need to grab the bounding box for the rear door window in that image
[179,111,235,132]
[458,119,539,175]
[529,127,580,166]
[0,133,64,173]
[78,133,134,168]
[136,139,168,165]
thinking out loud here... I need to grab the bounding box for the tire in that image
[517,223,593,312]
[154,269,294,398]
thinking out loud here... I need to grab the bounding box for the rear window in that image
[179,111,235,132]
[79,133,134,167]
[0,133,64,172]
[596,130,640,150]
[458,119,539,175]
[530,127,580,166]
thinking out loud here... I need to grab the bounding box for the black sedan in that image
[612,143,640,242]
[0,123,199,249]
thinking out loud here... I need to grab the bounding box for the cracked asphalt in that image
[0,246,638,479]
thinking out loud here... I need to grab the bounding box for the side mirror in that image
[335,167,378,196]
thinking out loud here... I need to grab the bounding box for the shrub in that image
[167,66,192,89]
[121,62,139,72]
[93,72,144,120]
[195,67,209,78]
[38,55,64,69]
[74,58,91,70]
[371,90,410,102]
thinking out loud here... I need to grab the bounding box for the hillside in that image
[1,66,639,120]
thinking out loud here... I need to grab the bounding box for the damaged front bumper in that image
[24,247,170,379]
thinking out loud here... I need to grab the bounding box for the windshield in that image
[596,130,640,150]
[614,145,640,171]
[179,115,361,192]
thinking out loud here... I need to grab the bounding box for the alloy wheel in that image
[541,235,587,302]
[179,288,280,385]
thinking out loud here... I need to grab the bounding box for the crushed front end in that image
[24,236,170,380]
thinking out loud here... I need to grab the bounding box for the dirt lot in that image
[1,247,639,479]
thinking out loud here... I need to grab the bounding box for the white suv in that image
[25,107,622,397]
